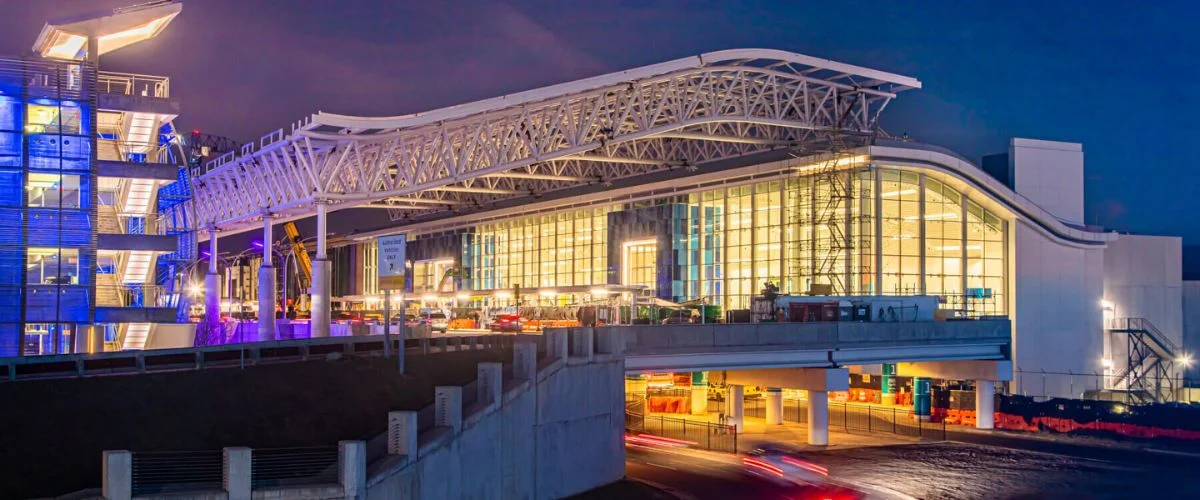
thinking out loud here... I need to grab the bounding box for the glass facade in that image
[462,207,611,291]
[457,164,1008,316]
[0,58,96,356]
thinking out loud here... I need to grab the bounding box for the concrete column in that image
[765,387,783,425]
[257,215,276,342]
[205,229,221,339]
[310,259,331,338]
[725,384,744,432]
[514,340,537,381]
[90,326,105,354]
[387,411,418,457]
[807,390,829,445]
[222,447,251,500]
[477,362,503,409]
[338,440,366,500]
[102,450,132,500]
[310,201,331,338]
[257,267,276,342]
[549,329,569,360]
[976,380,995,430]
[690,372,708,416]
[913,377,932,420]
[881,363,897,405]
[435,386,463,433]
[570,327,594,359]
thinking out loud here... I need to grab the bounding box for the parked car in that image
[426,311,449,333]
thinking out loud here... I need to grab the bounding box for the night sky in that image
[3,1,1198,241]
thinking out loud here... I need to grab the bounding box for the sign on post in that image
[377,234,407,290]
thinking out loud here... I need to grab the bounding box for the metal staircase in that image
[1108,317,1179,403]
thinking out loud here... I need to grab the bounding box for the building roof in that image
[32,1,181,60]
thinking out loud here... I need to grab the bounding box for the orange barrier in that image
[647,396,690,414]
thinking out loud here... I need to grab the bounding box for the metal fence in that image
[625,407,739,453]
[131,450,223,495]
[727,397,946,440]
[250,446,340,489]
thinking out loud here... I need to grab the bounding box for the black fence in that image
[131,450,223,496]
[250,446,340,489]
[625,399,738,453]
[720,397,946,440]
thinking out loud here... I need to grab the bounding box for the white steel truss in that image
[185,49,919,234]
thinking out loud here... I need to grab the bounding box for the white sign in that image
[377,234,407,290]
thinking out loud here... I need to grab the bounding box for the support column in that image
[975,380,995,429]
[881,363,897,405]
[913,377,931,421]
[310,201,331,338]
[765,387,783,425]
[205,228,221,342]
[807,390,828,445]
[690,372,708,416]
[768,388,787,422]
[725,384,744,432]
[257,214,276,342]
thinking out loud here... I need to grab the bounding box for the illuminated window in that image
[23,323,73,356]
[26,247,80,285]
[25,103,83,135]
[623,240,657,293]
[26,172,83,208]
[924,179,963,299]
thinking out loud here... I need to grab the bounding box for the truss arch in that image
[187,48,919,234]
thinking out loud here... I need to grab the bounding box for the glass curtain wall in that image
[458,164,1008,316]
[0,58,96,356]
[464,207,610,291]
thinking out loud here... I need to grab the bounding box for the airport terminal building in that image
[0,1,1192,403]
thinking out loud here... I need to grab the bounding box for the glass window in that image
[26,172,83,208]
[26,247,80,285]
[26,103,83,135]
[23,323,74,356]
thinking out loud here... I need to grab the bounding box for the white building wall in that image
[1102,233,1184,346]
[1012,221,1105,398]
[1011,138,1085,225]
[1181,281,1200,382]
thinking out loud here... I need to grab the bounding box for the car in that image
[426,311,449,333]
[489,314,522,332]
[742,447,829,486]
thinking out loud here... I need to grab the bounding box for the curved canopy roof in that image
[186,48,920,235]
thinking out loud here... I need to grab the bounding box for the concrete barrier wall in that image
[614,319,1011,353]
[366,335,624,499]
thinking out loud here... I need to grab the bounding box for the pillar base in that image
[204,273,221,345]
[725,384,744,433]
[310,260,331,338]
[976,380,995,430]
[257,267,276,342]
[807,390,828,446]
[690,384,708,415]
[765,388,783,425]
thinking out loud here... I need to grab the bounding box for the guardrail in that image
[131,450,223,496]
[251,446,340,489]
[736,397,947,440]
[625,410,739,453]
[0,332,524,383]
[95,284,165,307]
[98,71,170,98]
[97,138,186,165]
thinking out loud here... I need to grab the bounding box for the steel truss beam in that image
[184,49,919,234]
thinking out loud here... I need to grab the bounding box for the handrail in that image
[0,333,526,382]
[97,70,170,98]
[97,138,186,166]
[1109,317,1179,355]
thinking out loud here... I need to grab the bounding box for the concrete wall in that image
[1183,281,1200,382]
[1103,234,1184,348]
[366,347,624,499]
[616,320,1011,353]
[1010,138,1084,224]
[1012,220,1105,395]
[145,323,197,350]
